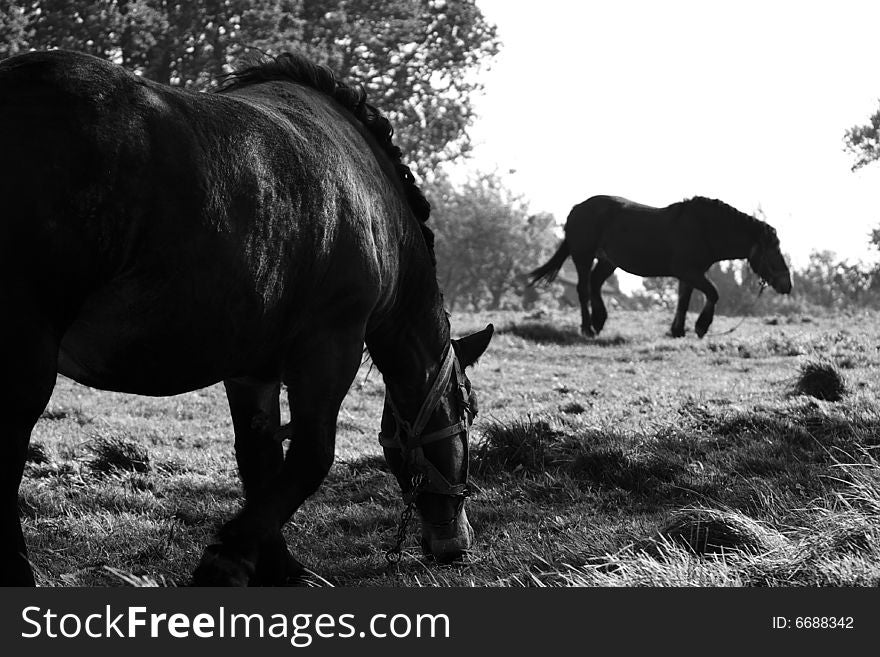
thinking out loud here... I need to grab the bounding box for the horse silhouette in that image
[529,195,792,337]
[0,50,493,586]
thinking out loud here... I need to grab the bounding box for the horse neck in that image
[704,211,760,261]
[366,249,450,416]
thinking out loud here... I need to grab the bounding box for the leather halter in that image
[378,344,472,504]
[748,236,780,288]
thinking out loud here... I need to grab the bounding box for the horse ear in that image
[453,324,494,368]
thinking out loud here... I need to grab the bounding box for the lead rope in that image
[381,346,469,568]
[710,279,768,337]
[385,473,424,565]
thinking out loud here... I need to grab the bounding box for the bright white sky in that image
[458,0,880,289]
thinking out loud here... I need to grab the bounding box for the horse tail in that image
[528,239,570,286]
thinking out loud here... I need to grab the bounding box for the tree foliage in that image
[792,250,877,309]
[844,106,880,170]
[637,277,678,309]
[0,0,499,176]
[427,172,560,311]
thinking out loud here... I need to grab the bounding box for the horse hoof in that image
[669,328,685,338]
[254,547,308,586]
[420,512,474,564]
[695,324,709,338]
[581,326,596,338]
[420,535,471,564]
[191,544,255,587]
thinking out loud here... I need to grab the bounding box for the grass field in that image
[22,308,880,586]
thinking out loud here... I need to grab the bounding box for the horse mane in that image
[676,196,777,242]
[215,52,435,265]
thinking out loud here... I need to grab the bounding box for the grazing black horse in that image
[0,50,493,586]
[529,195,792,337]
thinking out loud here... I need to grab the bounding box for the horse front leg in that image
[192,328,364,586]
[692,275,719,338]
[0,307,59,586]
[208,378,302,585]
[670,280,694,338]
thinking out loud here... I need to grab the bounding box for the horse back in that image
[0,51,402,393]
[564,195,664,244]
[564,195,702,276]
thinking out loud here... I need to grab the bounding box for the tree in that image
[794,250,876,308]
[427,173,560,311]
[265,0,500,176]
[638,277,678,309]
[0,1,29,57]
[0,0,499,176]
[844,106,880,170]
[844,105,880,293]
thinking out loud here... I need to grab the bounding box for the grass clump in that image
[87,435,151,474]
[659,507,788,555]
[499,322,585,345]
[793,359,847,401]
[26,442,51,465]
[472,415,688,500]
[472,417,568,474]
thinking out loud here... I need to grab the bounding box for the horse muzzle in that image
[420,506,474,563]
[773,274,792,294]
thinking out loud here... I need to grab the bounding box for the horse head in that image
[748,226,792,294]
[380,324,493,563]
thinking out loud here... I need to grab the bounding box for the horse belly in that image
[598,217,677,277]
[600,245,671,278]
[57,283,270,396]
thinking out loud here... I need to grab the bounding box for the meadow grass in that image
[22,308,880,586]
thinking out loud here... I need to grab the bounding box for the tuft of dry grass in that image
[499,321,585,345]
[86,435,151,474]
[26,441,51,464]
[659,507,789,555]
[560,401,587,415]
[472,416,570,474]
[793,359,847,401]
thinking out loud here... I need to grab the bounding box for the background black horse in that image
[0,50,493,586]
[529,195,792,337]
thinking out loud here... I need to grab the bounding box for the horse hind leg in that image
[0,304,60,585]
[589,258,616,334]
[573,254,596,337]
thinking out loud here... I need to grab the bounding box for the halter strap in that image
[401,343,457,441]
[377,420,467,450]
[378,343,471,502]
